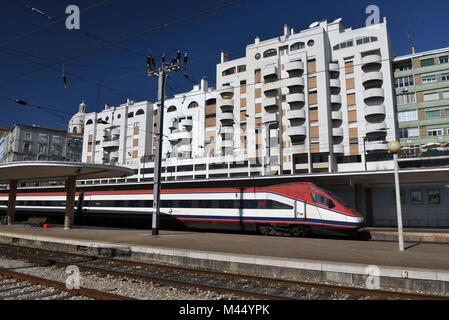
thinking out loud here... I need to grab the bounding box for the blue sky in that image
[0,0,448,130]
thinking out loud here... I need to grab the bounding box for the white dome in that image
[68,100,87,134]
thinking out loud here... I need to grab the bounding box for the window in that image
[23,142,31,153]
[333,40,353,51]
[399,127,419,139]
[136,109,145,116]
[24,132,32,141]
[397,110,418,122]
[349,138,359,145]
[411,190,423,204]
[426,110,441,119]
[395,76,414,88]
[439,56,449,64]
[427,128,443,136]
[442,74,449,81]
[86,119,93,125]
[263,49,277,58]
[222,67,236,76]
[52,136,61,145]
[167,106,177,113]
[39,134,48,144]
[428,189,441,204]
[424,92,440,101]
[397,64,412,71]
[311,193,335,208]
[396,93,416,105]
[420,58,435,67]
[237,65,246,73]
[188,101,199,109]
[422,75,437,83]
[290,42,305,51]
[307,40,315,47]
[128,112,134,118]
[38,144,45,154]
[356,36,378,45]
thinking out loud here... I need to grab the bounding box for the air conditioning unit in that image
[401,87,408,92]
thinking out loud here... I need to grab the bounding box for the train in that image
[0,182,365,237]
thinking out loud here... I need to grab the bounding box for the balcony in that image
[362,71,383,85]
[330,95,342,105]
[179,144,193,153]
[285,61,304,72]
[263,113,279,124]
[103,139,120,149]
[361,53,382,68]
[284,77,305,89]
[170,131,191,142]
[286,93,305,104]
[262,65,279,79]
[287,126,307,138]
[331,111,343,121]
[365,105,386,118]
[220,99,234,108]
[363,88,384,101]
[263,97,281,110]
[110,151,120,160]
[263,81,280,95]
[287,109,306,121]
[329,62,340,73]
[222,140,234,148]
[332,127,344,137]
[330,79,341,89]
[334,144,344,154]
[365,122,387,135]
[180,118,193,128]
[219,87,234,98]
[366,141,388,152]
[221,127,234,135]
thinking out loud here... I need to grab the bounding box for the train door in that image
[294,193,307,221]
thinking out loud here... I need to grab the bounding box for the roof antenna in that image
[407,33,415,55]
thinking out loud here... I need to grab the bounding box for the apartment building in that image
[216,18,397,175]
[0,124,83,163]
[393,47,449,166]
[82,99,154,166]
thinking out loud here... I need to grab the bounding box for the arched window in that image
[167,106,177,113]
[206,99,216,106]
[136,109,145,116]
[86,119,93,125]
[188,101,199,109]
[128,112,134,118]
[73,127,78,134]
[263,49,277,58]
[290,42,305,52]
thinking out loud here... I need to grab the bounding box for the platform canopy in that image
[0,162,135,230]
[0,161,134,182]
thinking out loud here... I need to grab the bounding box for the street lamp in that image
[388,141,405,252]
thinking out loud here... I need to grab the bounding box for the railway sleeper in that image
[259,224,311,237]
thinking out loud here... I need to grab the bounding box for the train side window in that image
[199,200,213,208]
[179,200,192,208]
[219,200,234,209]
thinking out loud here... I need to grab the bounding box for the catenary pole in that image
[147,51,188,236]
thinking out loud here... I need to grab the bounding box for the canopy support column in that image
[7,180,17,226]
[64,176,77,230]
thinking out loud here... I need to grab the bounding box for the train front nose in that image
[349,209,366,228]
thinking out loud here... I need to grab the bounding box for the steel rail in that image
[0,266,134,300]
[0,243,448,300]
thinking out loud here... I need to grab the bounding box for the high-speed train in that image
[0,182,364,236]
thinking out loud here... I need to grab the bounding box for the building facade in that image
[215,18,398,175]
[0,125,83,163]
[393,47,449,167]
[82,99,154,166]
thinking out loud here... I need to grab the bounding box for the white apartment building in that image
[82,99,154,166]
[216,18,398,175]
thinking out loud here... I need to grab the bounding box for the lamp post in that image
[388,141,405,252]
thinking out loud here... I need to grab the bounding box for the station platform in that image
[0,224,448,296]
[362,227,449,243]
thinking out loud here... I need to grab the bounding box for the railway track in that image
[0,243,447,300]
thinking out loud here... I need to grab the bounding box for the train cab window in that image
[311,193,335,208]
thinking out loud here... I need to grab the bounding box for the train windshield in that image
[320,188,353,209]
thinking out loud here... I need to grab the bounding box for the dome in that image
[68,100,87,134]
